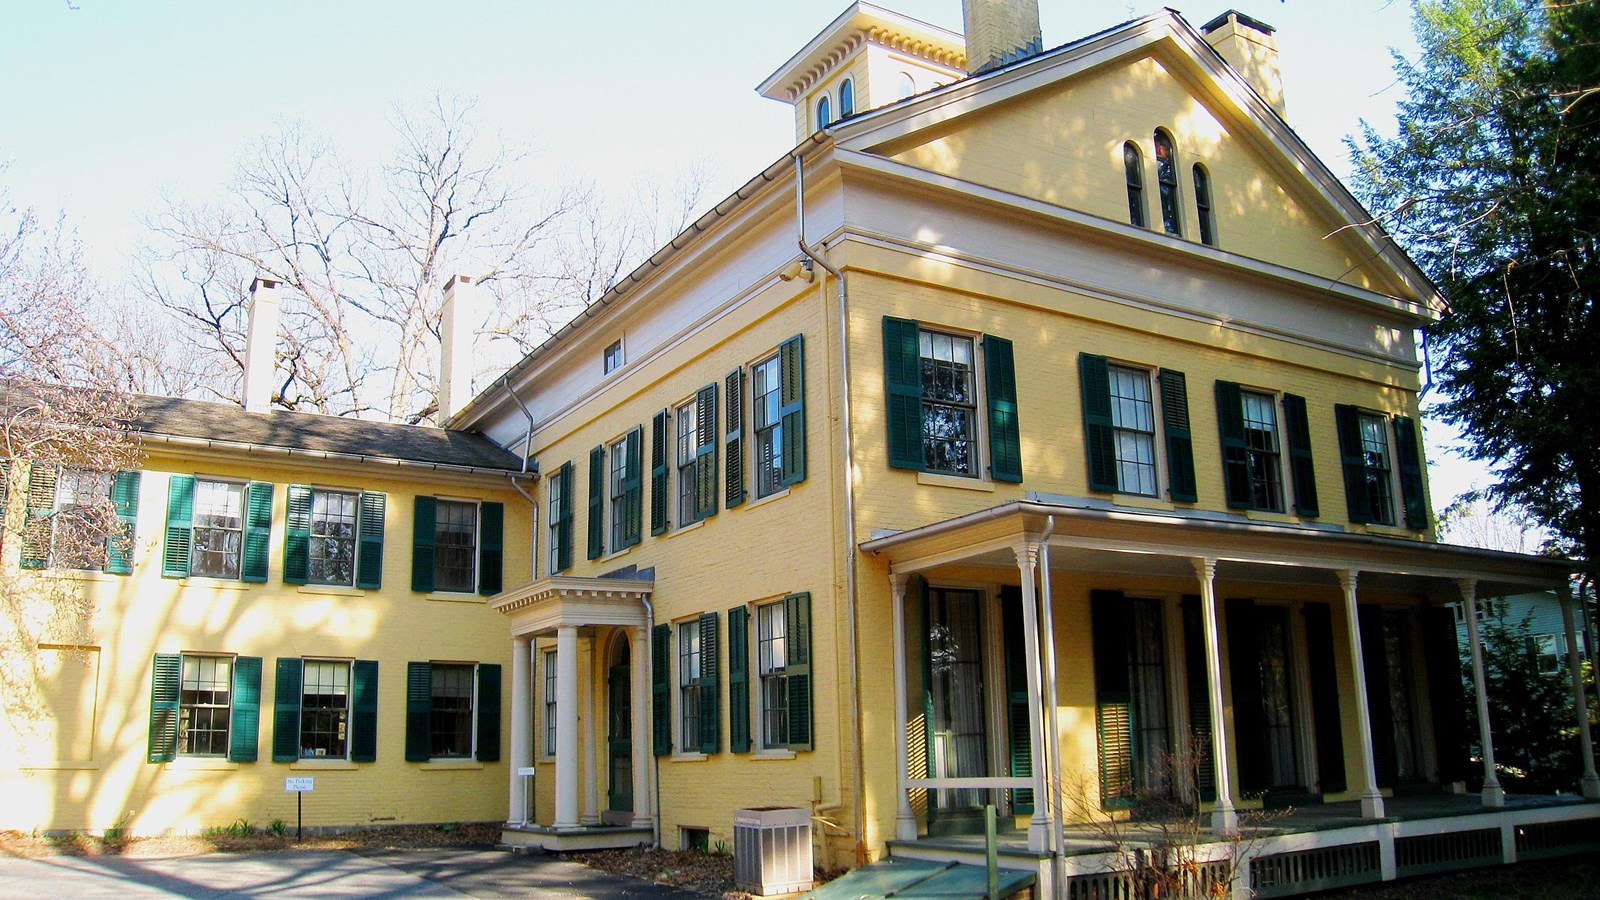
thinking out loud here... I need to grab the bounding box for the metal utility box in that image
[734,806,814,895]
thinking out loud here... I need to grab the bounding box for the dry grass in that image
[0,822,501,860]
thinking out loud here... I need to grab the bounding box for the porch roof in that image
[859,497,1571,600]
[491,575,654,636]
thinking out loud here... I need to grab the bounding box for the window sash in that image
[757,602,789,747]
[191,479,245,579]
[753,356,783,498]
[1357,413,1396,525]
[609,438,628,551]
[679,620,702,748]
[299,660,350,759]
[52,469,112,570]
[309,489,359,585]
[429,663,475,759]
[179,654,232,757]
[604,340,623,374]
[433,499,477,592]
[1108,366,1158,496]
[676,401,698,525]
[919,330,978,477]
[1242,391,1285,512]
[548,475,564,574]
[543,649,558,756]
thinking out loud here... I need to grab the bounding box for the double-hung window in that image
[433,500,477,592]
[1083,355,1195,501]
[919,330,979,477]
[286,485,386,589]
[549,465,570,574]
[149,652,261,764]
[179,654,232,756]
[1107,365,1158,496]
[403,659,500,762]
[51,469,112,570]
[543,649,558,756]
[268,657,377,763]
[885,318,1021,484]
[609,437,628,551]
[192,479,246,578]
[1240,391,1285,512]
[162,475,270,581]
[676,400,699,525]
[1335,405,1427,529]
[1356,413,1395,525]
[20,465,139,573]
[679,618,703,748]
[300,660,351,759]
[757,602,790,748]
[429,664,474,758]
[752,354,784,498]
[309,489,359,585]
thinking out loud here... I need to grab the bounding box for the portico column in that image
[1459,579,1505,807]
[1015,544,1050,853]
[1558,583,1600,799]
[555,624,581,828]
[1338,570,1386,818]
[890,572,918,841]
[582,638,601,825]
[631,625,656,829]
[508,634,532,826]
[1193,558,1237,832]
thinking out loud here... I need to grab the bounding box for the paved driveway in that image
[0,847,704,899]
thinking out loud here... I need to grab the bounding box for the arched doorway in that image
[605,632,633,821]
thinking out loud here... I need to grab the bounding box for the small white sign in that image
[285,777,314,793]
[516,767,537,777]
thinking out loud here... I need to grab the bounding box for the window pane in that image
[610,439,627,551]
[544,650,558,756]
[310,490,358,585]
[179,655,232,756]
[1358,414,1395,524]
[434,500,477,592]
[679,620,701,746]
[1242,392,1284,512]
[1108,366,1157,495]
[429,664,474,758]
[753,355,784,498]
[300,661,349,758]
[677,400,699,525]
[920,331,977,477]
[192,480,245,578]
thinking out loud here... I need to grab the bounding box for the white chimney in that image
[1201,11,1287,117]
[962,0,1042,75]
[438,274,477,422]
[241,277,281,414]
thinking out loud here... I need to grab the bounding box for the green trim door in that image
[607,641,633,814]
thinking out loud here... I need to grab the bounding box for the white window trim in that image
[189,476,251,582]
[1104,361,1165,499]
[540,647,558,760]
[305,484,362,588]
[432,495,482,595]
[426,660,480,761]
[916,324,989,482]
[177,651,237,759]
[298,658,354,762]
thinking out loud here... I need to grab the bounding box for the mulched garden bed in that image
[570,846,748,899]
[0,822,502,859]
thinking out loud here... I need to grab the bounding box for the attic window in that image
[1153,130,1181,236]
[816,94,832,130]
[839,79,855,118]
[1193,164,1216,247]
[604,339,623,374]
[897,72,916,100]
[1123,142,1146,229]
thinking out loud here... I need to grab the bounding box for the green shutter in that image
[650,410,669,535]
[1225,598,1267,795]
[1079,354,1118,493]
[1000,589,1033,814]
[728,606,750,753]
[1334,404,1372,523]
[1179,597,1216,802]
[1157,370,1197,502]
[478,502,504,595]
[1282,394,1320,517]
[779,334,808,485]
[241,481,273,582]
[1421,606,1470,784]
[725,367,746,508]
[162,475,195,578]
[982,334,1023,483]
[272,658,303,762]
[412,495,437,592]
[351,660,379,762]
[556,463,574,573]
[148,653,181,763]
[1215,381,1251,509]
[103,470,142,574]
[1302,604,1345,794]
[476,663,502,762]
[406,661,432,762]
[1090,590,1133,807]
[623,427,643,547]
[694,383,718,520]
[284,484,313,585]
[698,610,720,755]
[1393,416,1428,529]
[19,462,56,569]
[883,317,924,470]
[652,623,671,756]
[784,591,813,752]
[356,492,386,589]
[1359,608,1396,787]
[230,656,262,762]
[588,445,605,560]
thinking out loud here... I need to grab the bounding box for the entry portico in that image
[493,575,657,852]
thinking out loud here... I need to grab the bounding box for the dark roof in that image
[126,392,527,474]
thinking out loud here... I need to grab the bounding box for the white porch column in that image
[1015,544,1050,852]
[631,625,656,829]
[1193,558,1237,833]
[508,634,532,826]
[1338,570,1386,818]
[1558,583,1600,799]
[555,624,581,828]
[1459,579,1505,807]
[890,572,918,841]
[582,638,600,825]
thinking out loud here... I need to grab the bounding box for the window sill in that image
[670,752,708,763]
[744,488,791,510]
[598,547,633,564]
[420,760,484,771]
[166,757,240,771]
[424,592,488,604]
[298,584,364,597]
[751,749,797,761]
[666,520,706,539]
[289,760,358,770]
[916,471,995,492]
[185,578,250,591]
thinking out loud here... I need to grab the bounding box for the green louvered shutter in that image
[148,653,181,762]
[728,606,750,753]
[1157,370,1197,502]
[478,502,503,595]
[556,463,574,573]
[241,481,273,582]
[283,484,313,585]
[784,591,813,752]
[652,623,671,755]
[104,470,142,574]
[230,656,262,762]
[779,334,807,485]
[883,317,923,470]
[1179,597,1216,802]
[1215,382,1251,508]
[694,383,718,520]
[1359,608,1396,787]
[351,660,379,762]
[405,661,432,762]
[1282,394,1320,517]
[1000,588,1033,814]
[1091,590,1133,807]
[356,492,386,589]
[1225,598,1267,795]
[622,427,643,547]
[1393,416,1428,529]
[20,463,57,569]
[272,658,303,762]
[162,475,195,578]
[983,334,1023,483]
[1302,603,1346,793]
[698,611,720,755]
[725,367,746,509]
[476,663,502,762]
[1333,405,1372,523]
[412,496,437,592]
[1079,354,1118,493]
[588,445,605,560]
[650,410,669,535]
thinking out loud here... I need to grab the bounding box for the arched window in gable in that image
[817,95,832,130]
[1153,129,1181,236]
[840,79,855,118]
[1123,142,1147,229]
[897,71,917,100]
[1193,164,1216,247]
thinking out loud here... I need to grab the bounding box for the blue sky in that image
[2,1,1493,508]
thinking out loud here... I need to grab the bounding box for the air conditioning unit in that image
[734,806,814,896]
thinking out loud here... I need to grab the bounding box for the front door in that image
[607,640,632,814]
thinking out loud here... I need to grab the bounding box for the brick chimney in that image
[241,277,281,414]
[962,0,1042,75]
[438,274,476,422]
[1201,10,1286,117]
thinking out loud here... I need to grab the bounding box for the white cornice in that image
[757,1,965,102]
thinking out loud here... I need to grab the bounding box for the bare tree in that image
[1437,492,1549,554]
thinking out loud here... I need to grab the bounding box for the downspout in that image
[795,152,867,862]
[1035,515,1064,891]
[503,376,539,581]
